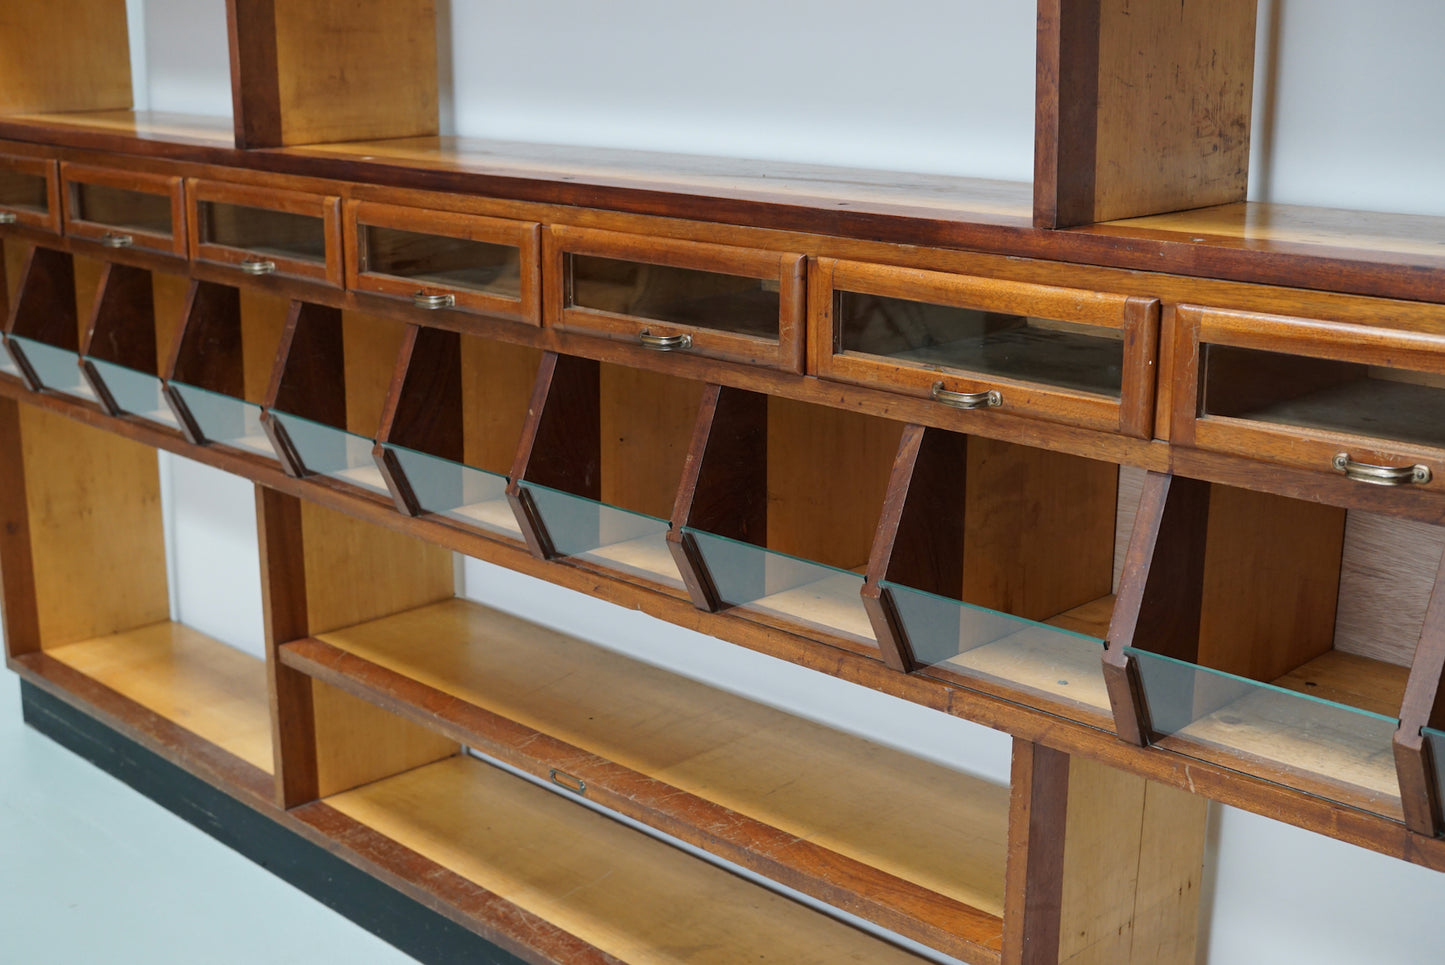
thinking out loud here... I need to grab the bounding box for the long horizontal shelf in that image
[282,597,1009,961]
[42,620,273,775]
[327,754,931,965]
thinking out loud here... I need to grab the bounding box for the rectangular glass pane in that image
[268,411,389,495]
[568,254,779,339]
[169,382,274,456]
[86,358,177,426]
[524,483,680,588]
[1423,727,1445,818]
[10,335,92,399]
[199,200,326,263]
[362,225,521,298]
[1203,344,1445,450]
[685,528,874,646]
[1128,647,1401,817]
[0,169,48,214]
[72,182,172,236]
[384,443,519,538]
[0,344,19,379]
[888,581,1110,715]
[836,291,1123,397]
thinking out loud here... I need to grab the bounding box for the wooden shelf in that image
[1,110,235,149]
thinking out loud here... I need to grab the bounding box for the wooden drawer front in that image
[546,225,805,372]
[812,258,1158,436]
[348,201,541,324]
[1176,305,1445,490]
[187,179,341,285]
[62,163,184,256]
[0,154,60,234]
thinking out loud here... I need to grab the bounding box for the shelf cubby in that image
[79,263,190,429]
[4,247,105,403]
[864,424,1121,730]
[375,324,542,541]
[669,386,903,653]
[508,352,704,594]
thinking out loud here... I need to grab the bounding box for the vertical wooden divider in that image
[1003,738,1069,965]
[0,397,40,659]
[1393,545,1445,836]
[79,263,157,415]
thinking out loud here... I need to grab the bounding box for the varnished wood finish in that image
[79,262,159,415]
[0,152,61,233]
[60,162,186,257]
[0,1,131,115]
[7,245,75,347]
[1394,544,1445,836]
[187,178,343,287]
[0,397,39,658]
[262,300,345,475]
[1002,740,1068,965]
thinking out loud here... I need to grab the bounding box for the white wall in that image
[135,3,1445,962]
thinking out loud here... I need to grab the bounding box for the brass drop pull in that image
[0,212,16,225]
[240,257,277,275]
[639,330,692,352]
[931,382,1001,410]
[1332,453,1431,486]
[412,291,456,310]
[101,232,134,248]
[549,768,586,794]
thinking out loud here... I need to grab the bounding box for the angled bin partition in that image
[863,424,1121,729]
[507,352,704,592]
[79,263,191,429]
[3,247,101,402]
[261,302,406,500]
[669,385,904,653]
[375,325,541,540]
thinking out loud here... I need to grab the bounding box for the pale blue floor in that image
[0,674,416,965]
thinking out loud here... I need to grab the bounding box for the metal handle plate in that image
[549,769,586,794]
[412,291,456,310]
[639,330,693,352]
[102,232,134,249]
[1332,453,1431,486]
[0,212,16,226]
[240,257,277,276]
[931,381,1002,410]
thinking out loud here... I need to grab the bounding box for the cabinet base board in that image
[18,680,527,965]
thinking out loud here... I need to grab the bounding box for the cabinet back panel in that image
[0,0,131,114]
[340,310,405,437]
[239,289,290,405]
[599,363,704,519]
[461,336,542,476]
[151,272,191,377]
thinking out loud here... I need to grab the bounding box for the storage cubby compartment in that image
[0,147,60,234]
[375,325,542,541]
[0,404,273,780]
[260,302,406,501]
[163,281,290,460]
[863,424,1121,729]
[61,163,185,257]
[79,263,190,428]
[1105,472,1428,821]
[668,388,903,652]
[811,259,1158,437]
[507,352,704,593]
[4,247,107,402]
[187,180,341,286]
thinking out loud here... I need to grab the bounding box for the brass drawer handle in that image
[639,330,692,352]
[932,381,1001,410]
[412,291,456,310]
[240,257,277,275]
[0,212,16,225]
[1332,453,1431,486]
[101,231,134,249]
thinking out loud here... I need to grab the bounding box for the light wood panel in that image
[1273,650,1410,719]
[599,364,704,519]
[461,336,542,475]
[239,288,290,404]
[309,677,457,798]
[1334,511,1444,666]
[328,755,929,965]
[340,309,404,436]
[0,0,132,114]
[71,253,105,346]
[151,272,191,375]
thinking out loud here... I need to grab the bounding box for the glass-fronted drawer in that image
[349,201,540,325]
[813,258,1158,436]
[1176,305,1445,491]
[188,179,341,285]
[62,163,184,257]
[546,225,805,372]
[0,152,60,234]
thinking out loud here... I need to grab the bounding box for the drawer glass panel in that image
[835,291,1123,396]
[268,411,390,495]
[1202,345,1445,450]
[888,582,1110,715]
[1127,647,1401,817]
[10,335,92,400]
[684,528,874,646]
[383,444,519,538]
[198,201,326,263]
[0,169,48,214]
[523,482,680,588]
[72,183,172,237]
[168,382,274,455]
[361,226,521,297]
[568,255,779,339]
[86,359,177,426]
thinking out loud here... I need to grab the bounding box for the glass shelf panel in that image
[887,581,1110,716]
[684,528,875,646]
[1422,727,1445,819]
[0,169,48,215]
[85,358,177,426]
[72,183,172,237]
[268,411,389,495]
[523,482,681,588]
[198,201,326,263]
[382,443,519,538]
[361,225,521,297]
[568,255,779,339]
[168,382,275,456]
[1127,647,1402,818]
[10,335,93,400]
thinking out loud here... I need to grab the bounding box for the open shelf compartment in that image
[79,263,190,429]
[4,246,109,403]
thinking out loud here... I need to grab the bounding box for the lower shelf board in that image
[326,753,931,965]
[44,620,274,774]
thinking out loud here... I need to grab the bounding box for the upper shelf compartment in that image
[546,225,805,372]
[188,179,342,286]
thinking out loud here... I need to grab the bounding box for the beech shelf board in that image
[304,597,1010,920]
[42,620,273,774]
[326,754,934,965]
[2,110,236,149]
